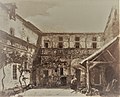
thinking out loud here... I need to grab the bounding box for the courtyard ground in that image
[10,88,102,97]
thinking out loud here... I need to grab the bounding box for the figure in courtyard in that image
[70,76,78,93]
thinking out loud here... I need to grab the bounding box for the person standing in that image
[70,76,77,93]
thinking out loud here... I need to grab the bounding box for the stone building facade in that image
[0,2,42,91]
[34,32,104,87]
[41,33,103,49]
[0,2,118,93]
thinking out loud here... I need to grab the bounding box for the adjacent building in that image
[104,7,119,43]
[79,7,119,95]
[0,2,42,91]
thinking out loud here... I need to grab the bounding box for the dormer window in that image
[9,3,17,21]
[44,40,49,48]
[59,37,63,41]
[75,37,80,41]
[92,37,97,41]
[44,42,48,48]
[92,37,97,48]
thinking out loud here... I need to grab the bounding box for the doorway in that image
[75,69,80,85]
[60,76,67,86]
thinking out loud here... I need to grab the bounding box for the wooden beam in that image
[90,61,114,64]
[106,50,116,61]
[91,50,104,61]
[89,61,114,69]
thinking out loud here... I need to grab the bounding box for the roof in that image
[0,2,43,36]
[0,2,9,11]
[0,30,37,49]
[80,35,119,65]
[16,14,43,35]
[42,32,103,35]
[104,7,119,32]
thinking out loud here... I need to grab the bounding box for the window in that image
[10,28,15,36]
[24,62,27,70]
[44,42,48,48]
[60,68,63,75]
[75,42,80,48]
[10,40,14,45]
[58,42,63,48]
[92,43,97,48]
[13,65,17,80]
[9,4,17,21]
[27,37,29,43]
[44,40,49,48]
[55,68,57,72]
[75,37,80,41]
[59,37,63,41]
[92,37,97,41]
[43,70,48,78]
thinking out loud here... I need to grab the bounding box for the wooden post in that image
[86,61,91,95]
[68,36,71,75]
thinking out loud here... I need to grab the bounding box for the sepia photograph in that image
[0,0,119,97]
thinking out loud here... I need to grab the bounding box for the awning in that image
[80,35,119,69]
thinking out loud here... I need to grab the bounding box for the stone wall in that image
[41,33,104,49]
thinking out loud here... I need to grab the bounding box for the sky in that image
[0,0,119,32]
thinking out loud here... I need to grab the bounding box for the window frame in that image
[13,65,17,80]
[92,42,97,48]
[92,37,97,41]
[75,37,80,41]
[44,42,49,48]
[10,27,15,36]
[60,68,63,75]
[59,36,63,41]
[58,42,63,48]
[75,42,80,48]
